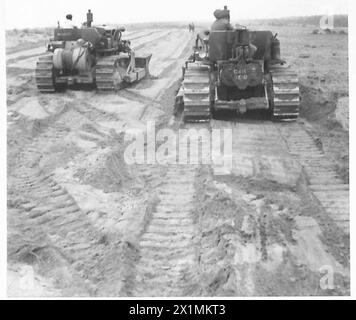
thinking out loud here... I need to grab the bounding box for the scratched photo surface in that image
[5,0,349,297]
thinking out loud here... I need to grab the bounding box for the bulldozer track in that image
[179,62,301,123]
[35,54,56,93]
[270,64,300,121]
[181,62,211,122]
[277,123,349,234]
[95,56,122,92]
[133,164,200,296]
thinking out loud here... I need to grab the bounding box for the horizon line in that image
[5,13,348,30]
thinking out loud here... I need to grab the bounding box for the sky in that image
[4,0,349,29]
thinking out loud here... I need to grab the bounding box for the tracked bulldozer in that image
[35,10,151,92]
[176,6,300,122]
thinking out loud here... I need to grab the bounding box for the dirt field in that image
[6,21,349,297]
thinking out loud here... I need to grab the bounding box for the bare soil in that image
[7,22,349,296]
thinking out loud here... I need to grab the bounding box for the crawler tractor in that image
[176,6,300,122]
[35,10,151,92]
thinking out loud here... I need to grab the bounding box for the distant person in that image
[211,7,233,31]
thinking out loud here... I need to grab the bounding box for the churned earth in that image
[6,20,349,296]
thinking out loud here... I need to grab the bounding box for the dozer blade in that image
[96,53,152,92]
[123,54,153,83]
[135,54,152,76]
[181,62,211,123]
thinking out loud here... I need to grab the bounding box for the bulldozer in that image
[35,10,152,92]
[176,6,300,122]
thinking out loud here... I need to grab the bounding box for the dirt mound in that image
[193,168,254,296]
[73,142,134,193]
[192,166,349,296]
[312,28,348,35]
[300,85,339,122]
[299,85,349,183]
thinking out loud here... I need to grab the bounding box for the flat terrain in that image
[6,22,349,296]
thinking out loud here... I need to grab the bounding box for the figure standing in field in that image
[188,23,195,32]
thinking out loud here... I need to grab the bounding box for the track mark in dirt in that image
[7,106,137,295]
[133,30,173,51]
[8,140,97,295]
[289,216,346,274]
[211,120,301,186]
[133,165,200,296]
[7,51,48,66]
[127,29,162,42]
[9,127,86,230]
[14,168,84,229]
[277,123,349,234]
[118,90,164,118]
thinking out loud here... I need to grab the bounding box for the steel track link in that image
[35,54,56,93]
[95,56,122,92]
[181,62,211,122]
[270,64,300,121]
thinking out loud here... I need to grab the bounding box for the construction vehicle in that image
[176,6,300,122]
[35,10,151,92]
